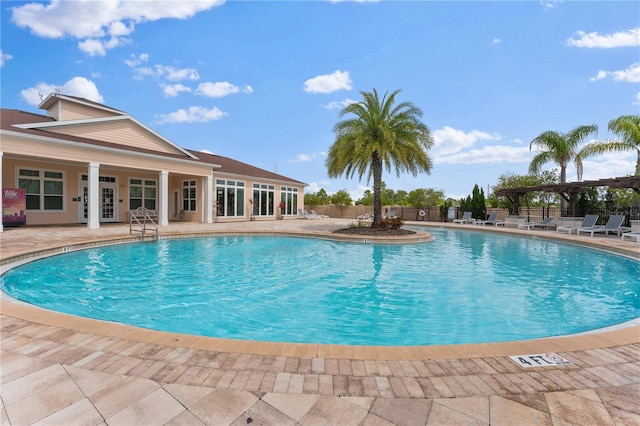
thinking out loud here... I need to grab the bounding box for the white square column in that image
[87,162,100,229]
[158,171,169,226]
[204,175,213,224]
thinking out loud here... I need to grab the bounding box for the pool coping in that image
[1,221,639,361]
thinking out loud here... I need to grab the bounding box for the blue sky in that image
[1,1,638,201]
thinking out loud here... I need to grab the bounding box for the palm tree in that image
[529,124,598,210]
[326,89,433,227]
[579,115,640,176]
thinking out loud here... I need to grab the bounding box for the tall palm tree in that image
[529,124,598,183]
[326,89,433,227]
[579,115,640,176]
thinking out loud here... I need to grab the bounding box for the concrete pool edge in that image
[1,221,638,361]
[1,293,639,361]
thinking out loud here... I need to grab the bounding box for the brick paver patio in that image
[1,220,638,425]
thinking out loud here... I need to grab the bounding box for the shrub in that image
[381,217,404,229]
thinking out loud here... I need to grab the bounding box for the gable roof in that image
[33,93,197,159]
[1,109,306,186]
[38,93,125,116]
[188,149,306,185]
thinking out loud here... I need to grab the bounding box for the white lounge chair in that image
[357,212,373,221]
[577,215,626,237]
[621,231,640,243]
[310,210,329,219]
[518,217,555,230]
[453,211,473,224]
[476,212,498,226]
[556,214,599,235]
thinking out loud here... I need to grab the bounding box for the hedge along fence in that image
[305,205,524,222]
[305,205,451,222]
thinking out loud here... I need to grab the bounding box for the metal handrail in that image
[129,207,159,241]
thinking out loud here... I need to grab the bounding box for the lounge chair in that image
[357,212,373,221]
[577,215,626,237]
[495,215,527,227]
[518,217,555,230]
[310,209,329,219]
[621,231,640,243]
[476,212,498,226]
[556,214,599,235]
[453,211,473,224]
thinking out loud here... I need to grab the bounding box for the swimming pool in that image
[1,229,638,346]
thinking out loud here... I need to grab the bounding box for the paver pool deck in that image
[1,219,639,425]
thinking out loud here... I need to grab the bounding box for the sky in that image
[1,0,639,201]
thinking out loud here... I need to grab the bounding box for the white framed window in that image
[252,183,275,217]
[18,167,65,211]
[183,179,197,211]
[215,179,245,217]
[129,178,157,210]
[280,186,298,216]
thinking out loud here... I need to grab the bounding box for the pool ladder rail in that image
[129,207,159,241]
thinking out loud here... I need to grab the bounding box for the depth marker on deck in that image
[509,353,572,368]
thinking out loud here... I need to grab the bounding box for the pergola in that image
[494,175,640,217]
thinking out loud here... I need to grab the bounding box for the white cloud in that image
[435,145,532,165]
[155,106,227,124]
[491,38,502,45]
[304,70,352,94]
[10,0,224,55]
[567,28,640,48]
[130,64,200,82]
[21,77,104,106]
[590,62,640,83]
[78,36,130,56]
[0,49,12,67]
[580,155,636,181]
[322,98,357,110]
[431,126,502,157]
[196,82,253,98]
[124,53,149,68]
[289,151,326,164]
[162,83,192,97]
[540,1,562,11]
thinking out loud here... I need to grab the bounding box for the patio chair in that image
[577,215,626,237]
[556,214,599,235]
[453,211,473,224]
[476,212,498,226]
[310,209,329,219]
[621,231,640,243]
[518,217,555,230]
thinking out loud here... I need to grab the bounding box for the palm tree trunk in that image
[560,165,567,212]
[635,149,640,176]
[372,153,383,227]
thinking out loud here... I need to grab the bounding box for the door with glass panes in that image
[78,175,118,223]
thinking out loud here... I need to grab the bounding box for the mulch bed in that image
[332,227,416,236]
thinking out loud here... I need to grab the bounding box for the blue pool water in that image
[1,229,639,346]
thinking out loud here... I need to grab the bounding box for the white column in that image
[204,175,213,224]
[0,151,3,233]
[87,162,100,229]
[159,171,169,226]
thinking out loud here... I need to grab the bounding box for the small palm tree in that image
[579,115,640,176]
[326,89,433,227]
[529,124,598,183]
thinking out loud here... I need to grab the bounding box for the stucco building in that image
[0,93,305,232]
